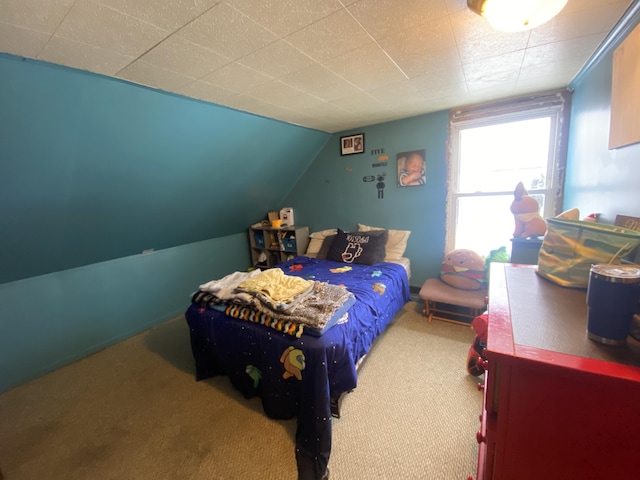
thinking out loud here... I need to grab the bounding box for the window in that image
[446,92,569,257]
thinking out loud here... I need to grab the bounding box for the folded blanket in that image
[223,298,354,338]
[224,304,306,338]
[199,270,261,304]
[193,268,355,336]
[237,268,314,305]
[251,281,354,331]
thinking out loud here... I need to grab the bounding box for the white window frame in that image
[445,92,569,255]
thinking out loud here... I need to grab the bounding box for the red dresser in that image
[474,264,640,480]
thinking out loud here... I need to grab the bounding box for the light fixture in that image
[467,0,568,32]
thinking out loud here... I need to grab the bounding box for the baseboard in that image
[409,285,422,303]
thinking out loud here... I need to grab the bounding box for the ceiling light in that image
[467,0,568,32]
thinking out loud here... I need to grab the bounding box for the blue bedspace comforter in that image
[185,256,410,480]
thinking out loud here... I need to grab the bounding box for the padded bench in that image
[419,278,487,325]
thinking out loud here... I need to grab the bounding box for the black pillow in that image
[327,229,388,265]
[316,234,336,260]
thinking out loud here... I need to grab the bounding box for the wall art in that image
[340,133,365,156]
[397,149,426,187]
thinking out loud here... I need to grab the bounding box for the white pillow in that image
[358,224,411,259]
[306,228,338,256]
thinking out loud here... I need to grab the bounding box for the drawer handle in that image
[477,357,488,371]
[477,382,485,391]
[476,431,486,444]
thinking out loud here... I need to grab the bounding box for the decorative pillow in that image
[327,229,388,265]
[305,228,338,257]
[440,249,486,291]
[316,234,336,260]
[310,228,339,239]
[357,223,411,259]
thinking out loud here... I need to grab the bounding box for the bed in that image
[185,227,411,480]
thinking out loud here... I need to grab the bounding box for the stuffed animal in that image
[484,246,509,283]
[510,181,547,238]
[440,249,486,291]
[280,346,305,380]
[466,313,488,376]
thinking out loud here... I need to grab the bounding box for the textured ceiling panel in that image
[0,0,634,132]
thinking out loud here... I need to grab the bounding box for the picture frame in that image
[609,21,640,149]
[397,149,426,187]
[340,133,365,156]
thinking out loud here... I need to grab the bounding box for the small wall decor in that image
[376,173,386,199]
[372,154,388,168]
[340,133,365,155]
[397,149,426,187]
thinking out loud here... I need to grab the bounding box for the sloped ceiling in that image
[0,0,634,133]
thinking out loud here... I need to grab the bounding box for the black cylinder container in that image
[586,265,640,345]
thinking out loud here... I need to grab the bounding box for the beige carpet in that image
[0,302,481,479]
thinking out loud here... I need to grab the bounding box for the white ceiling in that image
[0,0,633,133]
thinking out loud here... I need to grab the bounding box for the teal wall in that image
[5,10,640,392]
[0,234,248,392]
[0,53,329,283]
[283,111,450,288]
[0,53,329,392]
[564,20,640,223]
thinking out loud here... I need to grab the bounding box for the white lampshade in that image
[467,0,568,32]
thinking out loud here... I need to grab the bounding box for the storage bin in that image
[254,233,265,248]
[537,218,640,288]
[282,238,297,251]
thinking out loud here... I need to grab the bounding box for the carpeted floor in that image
[0,301,481,479]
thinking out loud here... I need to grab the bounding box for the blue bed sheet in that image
[185,256,410,480]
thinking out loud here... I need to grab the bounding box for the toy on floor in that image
[440,249,486,291]
[511,181,547,238]
[467,312,488,376]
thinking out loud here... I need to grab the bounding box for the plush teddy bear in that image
[440,249,486,291]
[510,181,547,238]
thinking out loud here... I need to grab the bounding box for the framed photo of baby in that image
[397,149,426,187]
[340,133,365,156]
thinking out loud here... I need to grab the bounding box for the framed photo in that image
[340,133,365,156]
[397,149,426,187]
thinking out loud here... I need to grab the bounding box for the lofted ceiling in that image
[0,0,634,133]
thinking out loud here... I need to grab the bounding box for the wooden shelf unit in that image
[249,225,309,268]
